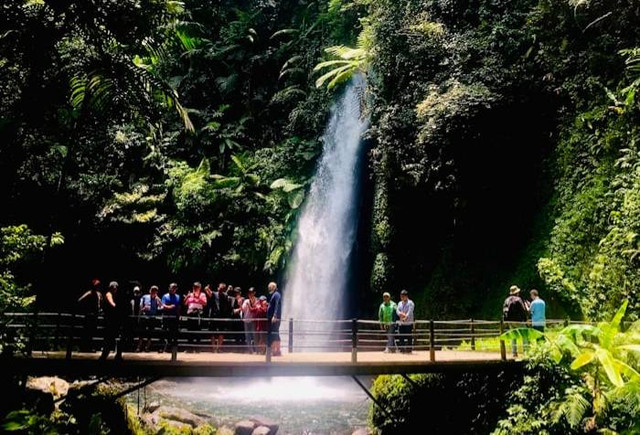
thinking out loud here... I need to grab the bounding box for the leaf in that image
[499,327,544,342]
[288,190,305,209]
[271,28,299,39]
[570,351,595,370]
[230,155,245,173]
[596,348,624,387]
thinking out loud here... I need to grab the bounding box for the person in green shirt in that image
[378,292,397,353]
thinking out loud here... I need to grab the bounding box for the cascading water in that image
[137,78,372,434]
[283,75,369,347]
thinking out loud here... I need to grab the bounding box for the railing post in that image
[429,320,435,362]
[470,318,476,351]
[351,318,358,363]
[266,318,272,363]
[499,320,506,361]
[171,317,178,362]
[288,318,293,354]
[27,311,38,357]
[66,313,75,360]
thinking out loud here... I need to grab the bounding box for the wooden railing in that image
[2,312,577,363]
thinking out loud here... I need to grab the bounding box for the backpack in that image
[504,296,526,321]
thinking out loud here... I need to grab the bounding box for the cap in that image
[400,289,408,296]
[133,286,141,292]
[248,287,256,293]
[383,292,391,298]
[510,285,521,294]
[259,295,267,301]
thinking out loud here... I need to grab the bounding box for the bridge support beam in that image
[351,376,396,424]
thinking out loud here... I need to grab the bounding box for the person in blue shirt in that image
[266,282,282,356]
[137,285,162,352]
[529,289,546,333]
[161,283,181,354]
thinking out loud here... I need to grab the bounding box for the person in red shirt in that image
[251,295,268,354]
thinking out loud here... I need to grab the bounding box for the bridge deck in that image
[7,350,522,377]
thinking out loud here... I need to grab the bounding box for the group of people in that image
[376,285,547,357]
[77,279,282,361]
[377,289,415,354]
[502,285,546,357]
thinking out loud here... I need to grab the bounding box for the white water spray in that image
[283,76,368,345]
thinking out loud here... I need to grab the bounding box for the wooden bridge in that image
[1,313,539,377]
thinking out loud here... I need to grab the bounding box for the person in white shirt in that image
[396,289,415,354]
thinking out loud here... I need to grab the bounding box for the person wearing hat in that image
[502,285,529,357]
[396,290,415,354]
[241,287,258,353]
[378,292,398,353]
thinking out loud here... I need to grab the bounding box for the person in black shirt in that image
[502,285,529,357]
[99,281,125,361]
[77,279,102,352]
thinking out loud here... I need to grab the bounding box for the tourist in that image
[130,286,142,316]
[137,285,163,352]
[502,285,529,357]
[396,289,415,354]
[253,295,269,354]
[529,289,546,333]
[99,281,124,361]
[184,282,207,352]
[241,287,258,353]
[77,278,102,352]
[122,284,142,352]
[267,282,282,356]
[378,292,397,353]
[161,283,181,354]
[231,287,245,350]
[210,282,233,353]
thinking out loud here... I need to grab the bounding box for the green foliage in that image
[369,372,522,434]
[0,225,63,353]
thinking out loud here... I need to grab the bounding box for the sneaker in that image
[383,348,391,354]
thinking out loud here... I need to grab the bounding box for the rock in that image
[218,426,236,435]
[352,428,371,435]
[250,416,278,434]
[235,419,257,435]
[26,376,69,400]
[144,401,161,413]
[153,405,206,427]
[251,426,272,435]
[25,376,70,414]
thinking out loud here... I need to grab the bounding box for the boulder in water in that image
[144,401,161,413]
[250,416,278,434]
[153,405,207,427]
[251,426,272,435]
[235,419,256,435]
[26,376,69,399]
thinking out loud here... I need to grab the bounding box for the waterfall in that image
[283,75,368,348]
